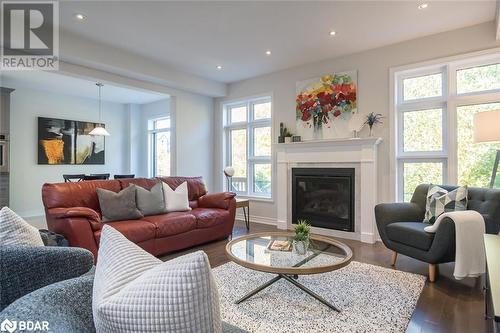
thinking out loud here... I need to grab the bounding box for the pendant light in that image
[89,82,110,136]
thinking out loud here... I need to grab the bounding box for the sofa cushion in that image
[162,181,191,212]
[93,225,222,333]
[386,222,435,251]
[94,220,156,244]
[143,213,196,237]
[191,208,229,229]
[424,185,468,224]
[158,176,207,201]
[96,185,143,222]
[42,180,122,212]
[136,182,166,216]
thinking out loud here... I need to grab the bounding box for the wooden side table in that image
[235,198,250,231]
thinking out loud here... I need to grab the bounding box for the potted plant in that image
[365,112,384,137]
[292,220,311,255]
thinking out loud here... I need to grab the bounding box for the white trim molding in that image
[275,137,382,244]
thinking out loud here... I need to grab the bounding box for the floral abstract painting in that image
[296,71,357,140]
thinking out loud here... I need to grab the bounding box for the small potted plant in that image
[365,112,384,137]
[292,220,311,255]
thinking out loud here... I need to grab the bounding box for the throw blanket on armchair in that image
[424,210,485,280]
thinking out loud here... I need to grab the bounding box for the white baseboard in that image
[235,213,277,226]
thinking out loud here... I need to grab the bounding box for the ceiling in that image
[59,1,497,83]
[0,71,169,104]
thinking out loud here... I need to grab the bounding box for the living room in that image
[1,1,500,333]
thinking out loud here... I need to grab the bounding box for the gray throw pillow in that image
[136,182,165,216]
[97,185,143,222]
[424,185,468,224]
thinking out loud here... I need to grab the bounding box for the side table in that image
[235,198,250,231]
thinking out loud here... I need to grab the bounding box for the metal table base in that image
[235,273,340,312]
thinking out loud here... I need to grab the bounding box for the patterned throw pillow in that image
[424,185,468,224]
[93,225,222,333]
[0,207,44,246]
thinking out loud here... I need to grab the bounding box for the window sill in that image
[236,196,274,204]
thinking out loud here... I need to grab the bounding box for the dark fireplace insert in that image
[292,168,354,232]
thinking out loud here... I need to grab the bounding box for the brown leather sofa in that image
[42,177,236,261]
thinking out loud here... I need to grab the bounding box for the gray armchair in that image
[0,246,246,333]
[375,184,500,282]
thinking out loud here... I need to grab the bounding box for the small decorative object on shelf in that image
[278,122,294,143]
[292,219,311,255]
[365,112,384,137]
[292,135,301,142]
[278,123,285,143]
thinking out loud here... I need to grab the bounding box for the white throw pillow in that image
[162,181,191,212]
[0,207,44,246]
[93,225,221,333]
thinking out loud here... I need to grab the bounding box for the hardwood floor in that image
[161,221,494,333]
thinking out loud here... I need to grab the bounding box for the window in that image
[224,97,272,198]
[395,53,500,201]
[149,117,171,177]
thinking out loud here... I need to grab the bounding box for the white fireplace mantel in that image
[275,137,382,244]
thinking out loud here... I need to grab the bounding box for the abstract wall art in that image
[296,71,358,140]
[38,117,105,165]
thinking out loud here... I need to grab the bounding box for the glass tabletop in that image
[226,232,353,275]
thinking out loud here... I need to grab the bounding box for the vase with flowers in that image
[365,112,384,137]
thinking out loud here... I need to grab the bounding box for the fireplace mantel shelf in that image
[275,137,382,149]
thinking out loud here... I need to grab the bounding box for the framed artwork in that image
[296,70,358,140]
[38,117,105,165]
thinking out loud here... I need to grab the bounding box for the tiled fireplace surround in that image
[275,137,382,244]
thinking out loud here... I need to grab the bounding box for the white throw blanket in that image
[424,210,485,280]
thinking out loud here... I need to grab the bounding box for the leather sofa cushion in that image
[42,180,122,212]
[143,213,196,237]
[191,208,229,229]
[119,178,160,191]
[386,222,435,251]
[94,220,156,244]
[157,176,207,201]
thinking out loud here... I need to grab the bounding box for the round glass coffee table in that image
[225,231,353,312]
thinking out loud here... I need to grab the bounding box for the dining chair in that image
[63,174,85,183]
[83,174,110,181]
[114,174,135,179]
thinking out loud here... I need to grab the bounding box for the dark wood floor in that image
[162,221,494,333]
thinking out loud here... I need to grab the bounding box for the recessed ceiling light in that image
[74,13,86,20]
[329,31,337,36]
[418,3,428,9]
[265,50,271,55]
[216,65,223,70]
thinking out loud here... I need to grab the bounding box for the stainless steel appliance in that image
[0,134,9,173]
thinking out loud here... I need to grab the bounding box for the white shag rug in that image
[213,258,425,333]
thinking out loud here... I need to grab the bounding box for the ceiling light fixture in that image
[265,50,271,55]
[418,3,428,9]
[89,83,110,137]
[329,31,337,36]
[216,65,223,70]
[74,13,86,20]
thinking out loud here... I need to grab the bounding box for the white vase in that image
[293,240,309,255]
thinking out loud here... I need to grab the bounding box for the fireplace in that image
[292,168,355,232]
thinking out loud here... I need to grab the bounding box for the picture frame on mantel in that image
[295,70,358,141]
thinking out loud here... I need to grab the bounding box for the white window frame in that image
[391,48,500,202]
[223,96,273,199]
[148,117,171,177]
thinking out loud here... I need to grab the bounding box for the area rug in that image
[213,258,425,333]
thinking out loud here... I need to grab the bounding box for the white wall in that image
[9,87,129,217]
[214,21,500,222]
